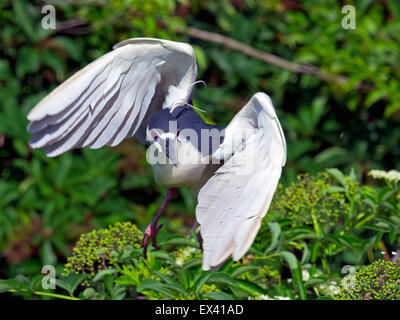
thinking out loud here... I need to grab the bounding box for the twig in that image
[7,289,79,300]
[378,240,391,261]
[57,19,92,35]
[182,27,372,91]
[185,221,198,238]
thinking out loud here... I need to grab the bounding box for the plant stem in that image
[7,289,80,300]
[311,214,320,237]
[378,241,391,261]
[252,253,280,260]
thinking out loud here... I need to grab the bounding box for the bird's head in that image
[146,109,180,166]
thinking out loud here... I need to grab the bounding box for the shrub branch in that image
[182,27,372,91]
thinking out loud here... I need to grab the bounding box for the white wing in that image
[196,92,286,271]
[27,38,197,157]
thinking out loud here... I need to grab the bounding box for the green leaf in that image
[194,273,213,294]
[230,265,259,277]
[16,47,41,78]
[82,288,97,300]
[356,0,375,14]
[193,45,208,74]
[178,269,192,291]
[280,252,306,299]
[365,90,387,108]
[0,279,29,293]
[266,222,281,253]
[55,279,72,295]
[53,155,72,188]
[208,272,237,288]
[151,251,175,262]
[287,140,315,161]
[232,279,265,296]
[316,148,349,167]
[12,0,37,42]
[203,292,234,300]
[41,241,57,265]
[154,272,185,295]
[304,278,325,287]
[163,283,186,296]
[389,228,397,244]
[111,286,126,300]
[325,168,348,187]
[349,168,357,182]
[280,251,298,270]
[137,279,175,298]
[183,258,202,269]
[301,244,311,265]
[388,0,400,20]
[93,269,117,282]
[104,274,114,295]
[161,236,197,247]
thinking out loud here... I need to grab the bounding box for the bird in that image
[26,38,287,271]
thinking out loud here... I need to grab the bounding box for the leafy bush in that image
[335,260,400,300]
[2,168,398,300]
[63,222,143,284]
[269,172,348,226]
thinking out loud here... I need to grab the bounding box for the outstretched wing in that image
[196,92,286,271]
[27,38,197,157]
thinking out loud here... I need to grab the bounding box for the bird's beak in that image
[161,138,177,166]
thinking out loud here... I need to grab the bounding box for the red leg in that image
[141,188,178,259]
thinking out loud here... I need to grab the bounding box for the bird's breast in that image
[150,141,221,188]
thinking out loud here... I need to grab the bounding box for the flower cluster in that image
[335,260,400,300]
[369,170,400,184]
[315,280,340,297]
[269,173,348,226]
[63,222,143,281]
[173,246,202,266]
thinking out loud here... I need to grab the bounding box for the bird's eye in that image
[150,130,158,141]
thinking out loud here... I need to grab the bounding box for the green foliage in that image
[191,0,400,181]
[0,0,186,283]
[335,260,400,300]
[63,222,143,283]
[1,168,400,300]
[269,172,348,227]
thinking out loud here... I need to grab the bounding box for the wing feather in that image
[196,93,286,270]
[27,38,197,156]
[110,61,163,147]
[41,72,127,156]
[88,61,150,148]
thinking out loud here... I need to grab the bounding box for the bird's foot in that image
[141,221,163,259]
[141,188,178,259]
